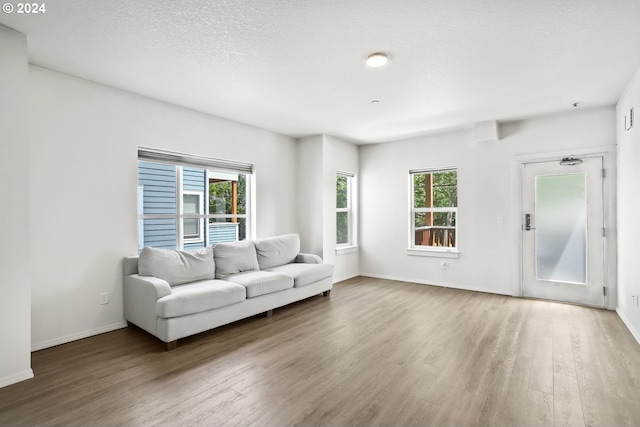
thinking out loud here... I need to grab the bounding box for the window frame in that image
[336,171,358,252]
[181,190,205,243]
[206,170,249,242]
[137,148,254,251]
[408,168,459,257]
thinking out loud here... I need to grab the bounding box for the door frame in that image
[510,146,617,309]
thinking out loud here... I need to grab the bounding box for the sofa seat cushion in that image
[265,263,334,288]
[156,279,246,319]
[226,271,293,298]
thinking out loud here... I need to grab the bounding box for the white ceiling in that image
[2,0,640,144]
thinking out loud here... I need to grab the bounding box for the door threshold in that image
[520,295,606,310]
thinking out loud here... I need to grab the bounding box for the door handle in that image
[525,213,534,231]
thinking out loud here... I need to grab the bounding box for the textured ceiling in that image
[2,0,640,143]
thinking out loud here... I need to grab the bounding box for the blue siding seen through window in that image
[141,219,177,250]
[209,223,239,244]
[139,162,177,249]
[182,167,207,250]
[138,162,177,215]
[183,167,206,192]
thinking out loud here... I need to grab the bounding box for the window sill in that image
[407,248,460,259]
[336,246,359,255]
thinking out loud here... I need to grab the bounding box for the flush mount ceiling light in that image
[366,52,389,68]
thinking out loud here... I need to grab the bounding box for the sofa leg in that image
[264,309,273,317]
[166,340,178,351]
[323,290,331,297]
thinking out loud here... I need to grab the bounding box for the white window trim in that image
[336,172,358,250]
[407,248,460,258]
[182,190,205,243]
[336,246,359,255]
[408,168,458,255]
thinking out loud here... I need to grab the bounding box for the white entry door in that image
[521,157,605,307]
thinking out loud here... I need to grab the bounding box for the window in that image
[410,169,457,250]
[137,148,253,251]
[182,191,204,241]
[336,172,356,248]
[208,171,247,243]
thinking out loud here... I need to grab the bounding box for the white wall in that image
[0,26,33,387]
[617,66,640,343]
[297,135,360,282]
[360,107,616,296]
[297,136,324,256]
[28,66,299,351]
[322,136,360,282]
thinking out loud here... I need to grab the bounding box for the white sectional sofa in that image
[123,233,333,349]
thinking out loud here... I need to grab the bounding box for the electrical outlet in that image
[100,292,109,305]
[440,261,447,270]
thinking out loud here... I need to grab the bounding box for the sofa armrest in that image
[296,253,323,264]
[125,274,172,299]
[123,274,172,335]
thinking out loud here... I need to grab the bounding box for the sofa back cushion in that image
[214,239,260,279]
[138,246,215,286]
[254,233,300,270]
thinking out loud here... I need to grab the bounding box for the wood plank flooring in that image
[1,277,640,426]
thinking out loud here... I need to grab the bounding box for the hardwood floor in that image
[1,277,640,426]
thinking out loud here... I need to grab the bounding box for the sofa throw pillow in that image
[138,246,215,286]
[254,233,300,270]
[213,240,260,279]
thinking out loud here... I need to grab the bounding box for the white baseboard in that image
[616,308,640,345]
[333,273,360,284]
[31,321,128,352]
[0,369,34,389]
[359,272,513,297]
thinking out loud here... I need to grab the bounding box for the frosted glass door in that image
[535,174,586,284]
[521,157,605,307]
